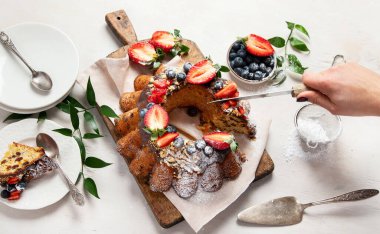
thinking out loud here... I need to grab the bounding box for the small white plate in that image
[0,119,81,210]
[0,23,79,114]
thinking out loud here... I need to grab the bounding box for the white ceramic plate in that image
[0,23,79,114]
[0,119,81,210]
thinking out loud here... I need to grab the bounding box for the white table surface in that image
[1,0,380,233]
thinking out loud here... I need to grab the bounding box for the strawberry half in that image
[153,79,170,89]
[186,60,217,84]
[245,34,274,57]
[144,104,169,132]
[150,31,176,52]
[156,132,179,148]
[7,177,20,185]
[214,82,237,99]
[128,42,157,65]
[8,190,21,200]
[203,132,235,150]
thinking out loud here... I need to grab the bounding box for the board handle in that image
[105,10,138,45]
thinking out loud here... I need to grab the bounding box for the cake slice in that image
[0,142,45,182]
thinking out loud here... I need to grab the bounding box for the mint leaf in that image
[74,135,86,163]
[174,29,181,38]
[287,54,308,74]
[3,113,32,122]
[83,111,99,134]
[84,177,99,199]
[52,128,73,137]
[37,111,47,123]
[286,21,295,30]
[295,24,309,38]
[219,65,230,72]
[65,96,85,109]
[230,140,238,152]
[289,37,309,52]
[155,48,165,61]
[179,44,189,54]
[85,157,112,168]
[86,77,96,106]
[268,37,285,48]
[69,104,79,130]
[100,105,119,118]
[83,133,103,139]
[56,102,70,114]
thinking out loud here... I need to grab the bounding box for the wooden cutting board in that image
[100,10,275,228]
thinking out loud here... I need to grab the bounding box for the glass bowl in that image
[294,104,342,148]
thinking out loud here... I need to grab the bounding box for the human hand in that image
[297,62,380,116]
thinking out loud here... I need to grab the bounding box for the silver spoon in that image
[0,31,53,91]
[238,189,378,226]
[36,133,85,206]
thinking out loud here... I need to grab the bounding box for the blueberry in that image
[239,44,246,50]
[173,137,184,148]
[259,63,267,72]
[229,52,237,60]
[204,146,214,156]
[237,49,247,58]
[245,55,254,64]
[233,57,244,67]
[232,41,241,51]
[243,66,249,71]
[15,182,26,191]
[146,102,154,109]
[230,60,236,68]
[241,69,249,78]
[166,125,177,133]
[269,57,275,67]
[139,108,148,118]
[234,67,243,76]
[261,71,268,79]
[186,145,197,154]
[214,80,224,90]
[266,67,272,75]
[187,107,198,117]
[254,71,263,80]
[6,184,16,192]
[183,62,192,74]
[249,63,259,72]
[176,72,186,81]
[195,139,206,150]
[166,69,176,79]
[247,72,255,80]
[263,57,272,66]
[252,57,261,64]
[1,190,10,199]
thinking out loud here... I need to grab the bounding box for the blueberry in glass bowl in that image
[227,34,276,85]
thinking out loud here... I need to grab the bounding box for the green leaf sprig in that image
[268,21,310,85]
[53,77,118,198]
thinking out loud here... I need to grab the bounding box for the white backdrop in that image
[0,0,379,233]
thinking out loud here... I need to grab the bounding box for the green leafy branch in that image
[54,77,118,198]
[268,21,310,85]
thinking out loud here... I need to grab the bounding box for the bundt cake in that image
[116,58,256,198]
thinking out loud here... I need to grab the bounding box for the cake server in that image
[208,83,309,103]
[238,189,379,226]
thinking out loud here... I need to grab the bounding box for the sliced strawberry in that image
[156,132,179,147]
[153,79,169,89]
[221,102,230,110]
[203,132,235,150]
[144,104,169,131]
[238,106,245,115]
[128,42,157,65]
[148,94,164,104]
[7,177,20,185]
[214,82,238,99]
[186,60,217,84]
[229,100,238,107]
[246,34,274,57]
[233,91,240,98]
[8,190,21,200]
[150,31,176,52]
[152,88,167,96]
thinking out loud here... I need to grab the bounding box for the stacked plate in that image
[0,23,79,113]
